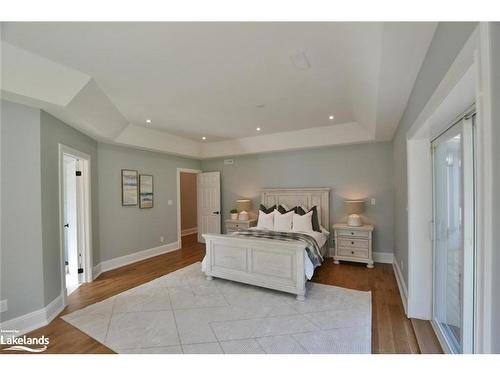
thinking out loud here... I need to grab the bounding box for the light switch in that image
[371,198,376,205]
[167,200,173,206]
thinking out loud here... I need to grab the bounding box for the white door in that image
[63,155,79,294]
[197,172,221,243]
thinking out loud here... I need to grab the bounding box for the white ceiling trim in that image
[200,122,374,159]
[1,43,90,106]
[114,124,202,159]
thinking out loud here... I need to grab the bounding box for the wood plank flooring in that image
[312,258,420,354]
[1,234,423,354]
[411,319,443,353]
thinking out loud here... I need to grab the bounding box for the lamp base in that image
[238,211,249,221]
[347,214,362,227]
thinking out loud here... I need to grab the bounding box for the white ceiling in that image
[1,22,437,158]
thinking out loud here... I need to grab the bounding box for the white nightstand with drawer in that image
[225,219,257,234]
[333,223,374,268]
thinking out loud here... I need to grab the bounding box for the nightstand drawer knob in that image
[351,241,354,245]
[351,251,354,254]
[351,232,354,235]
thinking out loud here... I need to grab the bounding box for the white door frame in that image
[58,144,93,306]
[176,168,202,246]
[405,24,493,353]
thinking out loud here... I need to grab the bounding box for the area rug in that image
[62,262,371,354]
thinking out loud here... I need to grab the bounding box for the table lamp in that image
[236,199,252,221]
[345,200,365,227]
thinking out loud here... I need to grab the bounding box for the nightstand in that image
[333,223,374,268]
[225,219,257,234]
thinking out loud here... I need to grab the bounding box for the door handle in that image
[64,223,69,228]
[212,211,220,215]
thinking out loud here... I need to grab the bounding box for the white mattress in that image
[201,228,328,280]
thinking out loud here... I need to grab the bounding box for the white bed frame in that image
[203,188,330,300]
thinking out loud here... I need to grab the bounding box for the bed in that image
[202,188,330,300]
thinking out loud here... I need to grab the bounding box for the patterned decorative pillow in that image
[259,204,276,214]
[295,205,321,233]
[277,204,296,214]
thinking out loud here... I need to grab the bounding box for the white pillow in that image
[292,211,313,232]
[257,210,274,230]
[273,209,293,231]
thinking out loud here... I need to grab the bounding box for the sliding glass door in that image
[432,114,475,353]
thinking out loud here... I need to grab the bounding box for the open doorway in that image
[177,168,201,247]
[59,144,92,303]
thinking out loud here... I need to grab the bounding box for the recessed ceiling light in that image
[256,127,261,131]
[328,115,335,120]
[146,119,152,124]
[202,136,207,140]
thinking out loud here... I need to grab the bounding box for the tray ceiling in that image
[1,22,436,158]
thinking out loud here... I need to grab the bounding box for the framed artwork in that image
[121,169,138,206]
[139,174,154,208]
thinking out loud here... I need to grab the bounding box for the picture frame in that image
[121,169,138,206]
[139,174,154,209]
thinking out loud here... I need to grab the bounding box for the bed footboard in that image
[202,234,307,300]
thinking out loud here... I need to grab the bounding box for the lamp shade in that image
[236,199,252,213]
[344,200,365,215]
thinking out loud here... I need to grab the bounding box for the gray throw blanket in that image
[232,229,324,268]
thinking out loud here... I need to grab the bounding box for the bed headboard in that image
[260,188,331,229]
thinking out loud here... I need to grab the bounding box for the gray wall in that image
[97,143,200,262]
[1,101,45,322]
[201,142,394,254]
[490,22,500,354]
[39,111,99,305]
[1,103,202,322]
[392,22,477,285]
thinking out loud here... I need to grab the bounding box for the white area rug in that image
[62,262,371,354]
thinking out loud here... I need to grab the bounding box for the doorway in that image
[177,168,201,247]
[431,114,476,353]
[63,154,80,295]
[176,169,221,247]
[59,144,92,303]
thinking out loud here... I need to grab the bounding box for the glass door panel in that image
[432,117,475,354]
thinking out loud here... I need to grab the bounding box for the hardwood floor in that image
[1,234,421,354]
[312,259,420,354]
[410,319,443,353]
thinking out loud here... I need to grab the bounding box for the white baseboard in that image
[393,259,408,315]
[92,263,102,280]
[92,240,180,280]
[373,252,394,264]
[181,227,198,236]
[0,294,65,337]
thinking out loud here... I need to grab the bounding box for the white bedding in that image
[201,228,327,280]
